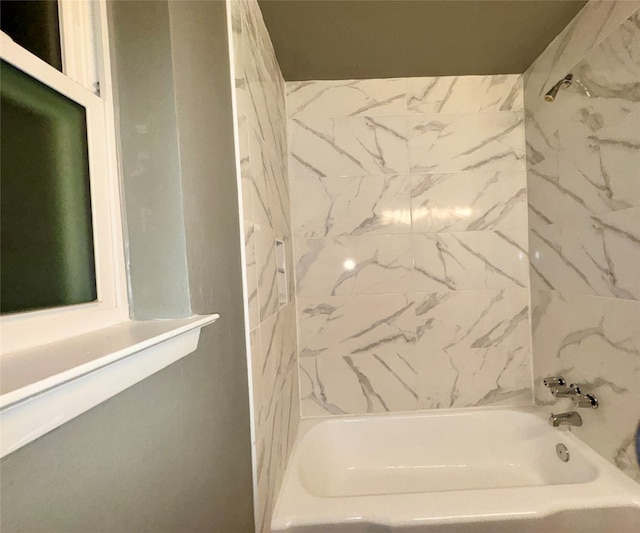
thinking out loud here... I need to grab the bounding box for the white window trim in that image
[0,314,220,458]
[58,0,99,93]
[0,0,129,355]
[0,2,221,457]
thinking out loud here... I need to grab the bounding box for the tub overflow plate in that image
[556,443,570,462]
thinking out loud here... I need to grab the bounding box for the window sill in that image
[0,314,219,458]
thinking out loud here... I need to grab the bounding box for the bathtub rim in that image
[272,406,640,531]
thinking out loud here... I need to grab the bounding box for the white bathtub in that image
[272,408,640,532]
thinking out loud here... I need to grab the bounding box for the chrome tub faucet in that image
[543,376,599,408]
[550,411,582,427]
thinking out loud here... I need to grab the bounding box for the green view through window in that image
[1,59,97,314]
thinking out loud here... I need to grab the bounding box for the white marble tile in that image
[249,125,274,231]
[276,10,640,489]
[259,304,298,431]
[553,10,640,147]
[528,227,557,292]
[527,156,595,230]
[530,208,640,300]
[242,5,287,141]
[286,78,406,118]
[265,305,298,388]
[245,231,260,330]
[414,228,529,292]
[289,116,410,179]
[409,112,525,173]
[524,1,640,110]
[255,406,283,533]
[407,75,523,114]
[230,1,245,83]
[526,12,640,232]
[287,361,301,453]
[529,222,576,292]
[291,174,412,237]
[558,110,640,218]
[249,325,262,433]
[415,289,532,409]
[524,105,561,165]
[262,115,291,238]
[532,343,640,483]
[268,164,292,240]
[531,290,640,397]
[232,1,297,529]
[300,350,420,416]
[525,110,640,227]
[415,288,530,352]
[524,2,640,484]
[560,209,640,301]
[237,115,261,330]
[572,381,640,483]
[284,235,295,303]
[238,115,252,219]
[249,119,291,238]
[297,293,416,359]
[255,430,270,533]
[285,68,533,440]
[411,171,527,233]
[557,93,638,151]
[255,224,279,321]
[295,235,414,296]
[255,303,299,528]
[530,289,640,481]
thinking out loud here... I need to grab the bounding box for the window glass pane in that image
[1,1,63,71]
[1,59,97,314]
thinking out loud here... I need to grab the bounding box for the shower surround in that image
[228,4,638,529]
[230,0,299,530]
[287,75,533,416]
[524,1,640,481]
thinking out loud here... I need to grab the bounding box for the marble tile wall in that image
[229,1,299,531]
[287,75,533,417]
[524,1,640,481]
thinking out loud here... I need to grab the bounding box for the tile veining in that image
[407,75,523,114]
[526,4,640,482]
[288,73,531,418]
[293,174,412,238]
[289,116,410,179]
[411,171,527,233]
[409,112,525,173]
[230,1,299,530]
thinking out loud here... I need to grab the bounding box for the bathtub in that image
[272,408,640,532]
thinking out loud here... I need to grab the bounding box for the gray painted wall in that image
[168,0,242,317]
[259,0,588,81]
[0,1,255,531]
[109,0,192,319]
[0,340,253,532]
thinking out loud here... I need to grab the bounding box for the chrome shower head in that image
[544,74,573,102]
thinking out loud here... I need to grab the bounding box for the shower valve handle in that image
[572,393,599,409]
[543,376,566,388]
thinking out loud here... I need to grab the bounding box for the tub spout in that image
[550,411,582,427]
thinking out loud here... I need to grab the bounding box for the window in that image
[0,1,127,354]
[1,0,62,70]
[1,59,97,315]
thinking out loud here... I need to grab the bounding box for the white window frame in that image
[0,0,128,355]
[58,0,99,93]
